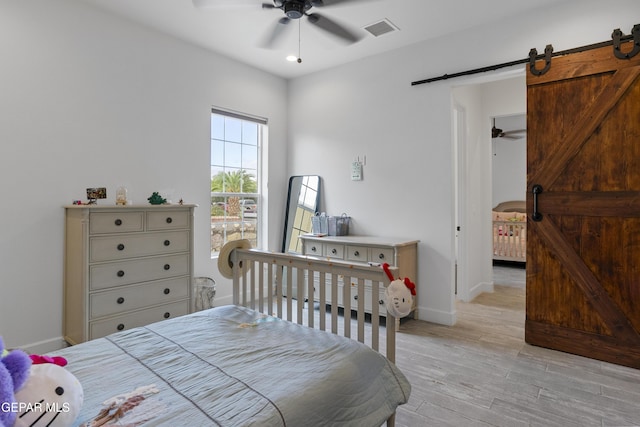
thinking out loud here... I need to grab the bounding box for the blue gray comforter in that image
[58,305,410,426]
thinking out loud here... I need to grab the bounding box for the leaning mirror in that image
[281,175,321,253]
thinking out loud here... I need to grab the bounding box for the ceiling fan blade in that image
[501,129,526,138]
[193,0,258,9]
[306,12,361,44]
[311,0,379,6]
[260,17,292,48]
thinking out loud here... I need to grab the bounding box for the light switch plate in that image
[351,161,363,181]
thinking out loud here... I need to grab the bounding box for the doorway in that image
[452,73,526,306]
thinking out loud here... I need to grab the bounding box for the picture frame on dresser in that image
[63,204,196,344]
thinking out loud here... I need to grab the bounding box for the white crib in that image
[492,200,527,263]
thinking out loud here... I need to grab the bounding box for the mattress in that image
[58,305,410,427]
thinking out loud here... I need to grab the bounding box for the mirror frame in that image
[281,175,321,253]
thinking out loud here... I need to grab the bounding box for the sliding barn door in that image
[526,43,640,368]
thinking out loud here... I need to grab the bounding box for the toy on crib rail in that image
[13,354,83,427]
[382,262,416,318]
[0,337,31,427]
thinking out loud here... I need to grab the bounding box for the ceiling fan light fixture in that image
[284,2,304,19]
[286,55,298,61]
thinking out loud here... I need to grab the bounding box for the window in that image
[210,108,265,257]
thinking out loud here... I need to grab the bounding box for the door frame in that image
[452,70,526,307]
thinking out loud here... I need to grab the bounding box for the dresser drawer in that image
[90,230,189,262]
[325,243,344,259]
[369,247,394,264]
[346,245,367,263]
[89,300,189,340]
[304,241,323,256]
[89,212,144,234]
[147,210,190,231]
[90,254,190,290]
[89,276,189,319]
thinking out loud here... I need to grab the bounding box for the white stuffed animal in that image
[13,356,83,427]
[382,262,416,318]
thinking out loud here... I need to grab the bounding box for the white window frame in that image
[210,107,266,258]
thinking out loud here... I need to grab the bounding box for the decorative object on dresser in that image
[63,204,196,344]
[85,187,107,205]
[146,191,167,205]
[299,234,419,329]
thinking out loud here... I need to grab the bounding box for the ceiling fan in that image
[491,118,526,140]
[193,0,369,48]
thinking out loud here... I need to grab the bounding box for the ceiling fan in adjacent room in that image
[491,118,526,140]
[192,0,370,48]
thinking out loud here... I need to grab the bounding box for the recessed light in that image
[286,55,298,62]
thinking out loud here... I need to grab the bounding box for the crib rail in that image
[229,248,398,363]
[493,220,527,262]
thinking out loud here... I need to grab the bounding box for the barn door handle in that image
[532,185,543,222]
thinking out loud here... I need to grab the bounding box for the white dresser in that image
[299,235,419,319]
[64,204,196,344]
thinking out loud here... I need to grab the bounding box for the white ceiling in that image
[77,0,571,79]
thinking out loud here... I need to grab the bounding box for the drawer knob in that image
[378,253,385,260]
[331,248,337,254]
[117,323,125,331]
[164,288,170,295]
[354,295,358,300]
[166,217,173,224]
[117,270,125,277]
[353,250,360,256]
[164,264,171,270]
[117,243,125,251]
[164,240,171,246]
[164,312,171,319]
[379,300,384,305]
[311,246,317,252]
[114,219,122,226]
[117,297,125,304]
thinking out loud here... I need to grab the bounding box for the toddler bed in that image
[56,244,411,427]
[492,200,527,263]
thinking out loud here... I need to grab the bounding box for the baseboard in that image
[416,305,456,326]
[20,337,68,354]
[468,281,494,301]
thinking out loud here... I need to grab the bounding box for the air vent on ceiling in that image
[364,19,399,37]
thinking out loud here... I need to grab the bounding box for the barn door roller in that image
[613,24,640,59]
[529,45,553,76]
[411,23,639,85]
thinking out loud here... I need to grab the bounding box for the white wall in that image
[288,0,640,325]
[492,132,527,206]
[2,0,639,349]
[0,0,288,350]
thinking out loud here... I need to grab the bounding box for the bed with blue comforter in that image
[58,305,410,427]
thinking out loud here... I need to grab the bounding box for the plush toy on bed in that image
[0,337,32,427]
[382,262,416,318]
[13,354,83,427]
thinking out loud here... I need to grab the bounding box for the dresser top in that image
[299,234,419,248]
[64,204,197,209]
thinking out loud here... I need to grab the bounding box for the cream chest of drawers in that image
[64,205,196,344]
[299,235,419,318]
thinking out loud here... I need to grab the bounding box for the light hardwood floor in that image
[393,265,640,427]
